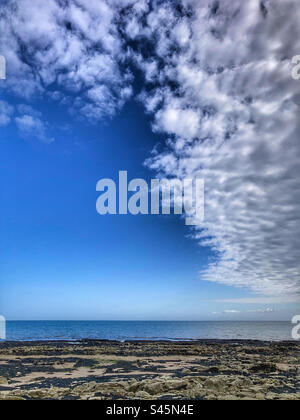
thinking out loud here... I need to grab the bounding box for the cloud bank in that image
[132,0,300,299]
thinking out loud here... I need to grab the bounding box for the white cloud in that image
[212,307,276,315]
[134,0,300,299]
[247,308,275,313]
[212,296,300,304]
[0,0,140,120]
[154,107,200,138]
[15,106,54,143]
[0,100,14,126]
[223,309,240,314]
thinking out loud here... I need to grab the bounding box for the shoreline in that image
[0,338,298,346]
[0,339,299,400]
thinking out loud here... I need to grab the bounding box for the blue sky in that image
[0,0,299,321]
[0,96,243,320]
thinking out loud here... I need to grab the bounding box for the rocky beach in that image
[0,340,299,400]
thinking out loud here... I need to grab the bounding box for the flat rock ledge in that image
[0,340,299,400]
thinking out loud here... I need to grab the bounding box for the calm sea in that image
[2,321,293,342]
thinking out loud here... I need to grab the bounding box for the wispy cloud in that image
[212,296,300,304]
[247,308,275,313]
[0,100,14,126]
[212,307,276,315]
[15,105,54,143]
[223,310,240,314]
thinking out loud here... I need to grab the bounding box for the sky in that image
[0,0,300,321]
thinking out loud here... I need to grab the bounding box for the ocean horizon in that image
[2,320,293,342]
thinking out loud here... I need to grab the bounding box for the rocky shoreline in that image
[0,339,299,400]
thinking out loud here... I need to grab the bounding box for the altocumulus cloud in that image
[1,0,300,301]
[131,0,300,300]
[0,0,144,120]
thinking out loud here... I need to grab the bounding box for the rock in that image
[23,390,48,399]
[143,381,166,395]
[206,366,219,374]
[135,391,151,399]
[0,377,8,385]
[249,363,277,373]
[0,340,298,400]
[128,382,141,393]
[182,368,192,375]
[73,382,97,394]
[230,377,252,390]
[204,377,228,393]
[157,394,178,400]
[222,395,240,400]
[0,395,25,400]
[206,393,218,400]
[165,379,189,391]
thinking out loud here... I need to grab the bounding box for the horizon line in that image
[5,319,291,323]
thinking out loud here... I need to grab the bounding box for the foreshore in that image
[0,339,299,400]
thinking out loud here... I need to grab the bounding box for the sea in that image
[1,320,294,342]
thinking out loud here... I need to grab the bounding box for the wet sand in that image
[0,340,299,400]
